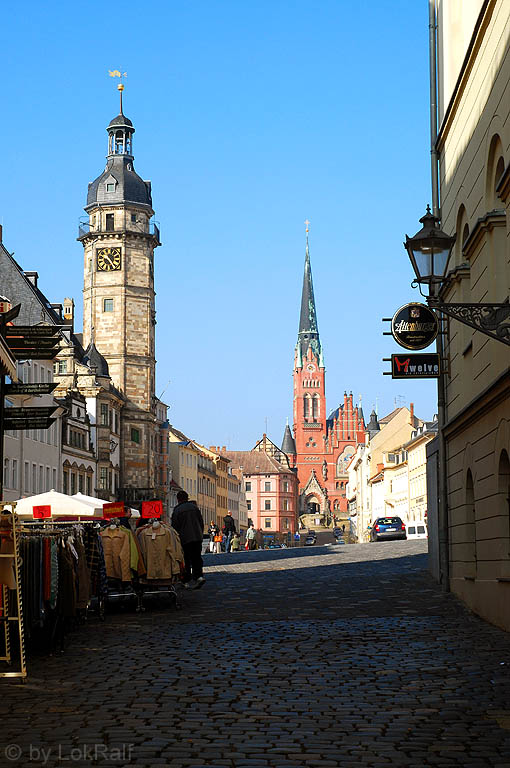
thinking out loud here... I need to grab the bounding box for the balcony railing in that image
[78,219,161,243]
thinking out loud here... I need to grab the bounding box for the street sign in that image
[390,353,441,379]
[391,302,438,350]
[5,337,60,348]
[6,406,58,419]
[0,304,21,325]
[4,382,58,395]
[4,326,61,337]
[9,347,60,360]
[3,417,56,430]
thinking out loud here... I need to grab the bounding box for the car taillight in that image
[401,524,405,531]
[375,525,380,531]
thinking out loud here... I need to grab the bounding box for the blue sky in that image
[2,1,437,448]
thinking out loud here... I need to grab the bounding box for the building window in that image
[3,459,9,488]
[283,518,289,529]
[283,499,289,511]
[105,213,114,231]
[131,428,140,444]
[86,476,92,496]
[264,499,271,511]
[283,480,289,492]
[70,472,76,495]
[99,467,107,490]
[24,462,29,493]
[245,481,251,492]
[56,360,67,374]
[45,466,50,492]
[32,464,37,494]
[264,481,271,492]
[100,403,109,426]
[131,214,137,223]
[247,500,251,510]
[39,465,43,494]
[264,518,271,528]
[103,298,114,312]
[78,474,84,493]
[106,183,115,192]
[52,468,57,490]
[11,459,17,490]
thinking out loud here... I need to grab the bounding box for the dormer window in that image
[106,183,115,192]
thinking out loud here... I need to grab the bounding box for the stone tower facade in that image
[79,89,161,500]
[284,233,366,527]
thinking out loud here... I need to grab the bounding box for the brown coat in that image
[100,527,131,581]
[137,525,183,579]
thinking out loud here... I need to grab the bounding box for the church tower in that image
[292,226,326,491]
[79,84,160,500]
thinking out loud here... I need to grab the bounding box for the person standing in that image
[231,532,240,552]
[246,524,256,550]
[208,522,218,553]
[171,491,205,589]
[223,512,236,553]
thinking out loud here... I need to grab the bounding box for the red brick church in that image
[280,230,367,528]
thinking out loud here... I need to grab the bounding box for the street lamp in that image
[404,205,456,289]
[403,206,455,593]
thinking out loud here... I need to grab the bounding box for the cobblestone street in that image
[2,540,510,767]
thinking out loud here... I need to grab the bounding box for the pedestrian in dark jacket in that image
[171,491,205,589]
[223,513,236,553]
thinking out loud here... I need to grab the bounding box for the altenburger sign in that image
[391,302,438,350]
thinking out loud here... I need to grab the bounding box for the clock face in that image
[306,363,316,372]
[97,247,121,272]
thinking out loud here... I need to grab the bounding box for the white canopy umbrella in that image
[11,490,103,519]
[72,493,140,518]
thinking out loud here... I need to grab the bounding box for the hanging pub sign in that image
[33,505,51,519]
[142,500,163,519]
[103,501,125,519]
[391,353,441,379]
[391,302,438,350]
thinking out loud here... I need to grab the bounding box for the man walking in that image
[171,491,205,589]
[223,511,237,553]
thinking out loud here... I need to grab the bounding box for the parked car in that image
[406,522,428,539]
[304,535,317,546]
[370,516,407,542]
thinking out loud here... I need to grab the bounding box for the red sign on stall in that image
[103,502,125,519]
[141,500,163,519]
[33,505,51,519]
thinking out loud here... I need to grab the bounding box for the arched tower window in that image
[303,394,310,418]
[312,394,319,419]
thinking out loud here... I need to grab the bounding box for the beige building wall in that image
[436,0,510,630]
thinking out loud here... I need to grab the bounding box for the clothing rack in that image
[0,502,26,682]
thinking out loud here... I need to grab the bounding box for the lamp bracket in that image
[428,299,510,346]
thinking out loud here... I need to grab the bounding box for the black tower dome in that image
[85,91,152,212]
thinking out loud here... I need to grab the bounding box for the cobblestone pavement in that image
[2,540,510,767]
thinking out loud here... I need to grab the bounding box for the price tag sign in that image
[33,505,51,519]
[103,502,125,519]
[142,500,163,519]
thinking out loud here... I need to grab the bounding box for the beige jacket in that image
[137,525,183,579]
[100,527,131,581]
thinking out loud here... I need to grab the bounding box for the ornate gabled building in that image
[283,230,366,528]
[78,85,161,502]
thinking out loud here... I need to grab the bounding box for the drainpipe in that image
[429,0,440,218]
[429,0,449,590]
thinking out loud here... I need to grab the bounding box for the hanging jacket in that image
[100,527,131,581]
[137,525,183,579]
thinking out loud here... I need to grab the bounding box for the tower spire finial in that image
[304,219,310,255]
[108,69,128,113]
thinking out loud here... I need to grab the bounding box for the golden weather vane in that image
[305,219,310,233]
[108,70,128,112]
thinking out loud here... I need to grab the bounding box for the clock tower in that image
[79,85,160,500]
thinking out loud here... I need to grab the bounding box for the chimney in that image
[410,402,414,425]
[24,271,39,288]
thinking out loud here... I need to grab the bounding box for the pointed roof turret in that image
[281,419,296,456]
[82,341,110,377]
[367,409,381,438]
[296,222,322,363]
